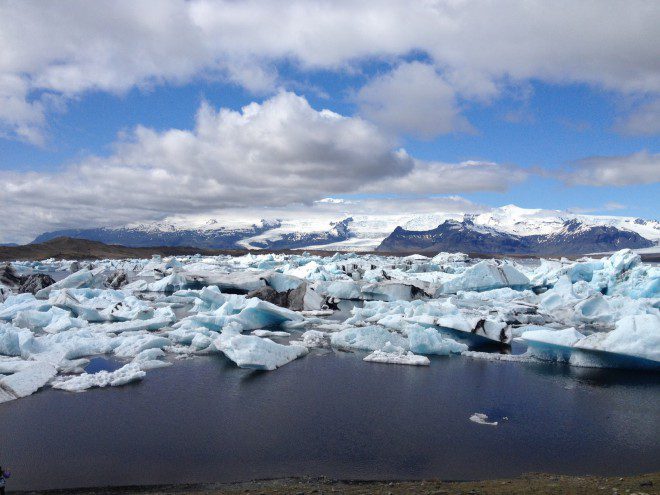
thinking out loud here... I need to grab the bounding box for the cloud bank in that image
[0,92,526,242]
[563,150,660,187]
[2,0,660,142]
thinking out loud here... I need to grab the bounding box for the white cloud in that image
[361,160,528,195]
[563,150,660,186]
[356,62,473,138]
[1,0,660,141]
[615,98,660,136]
[0,92,525,242]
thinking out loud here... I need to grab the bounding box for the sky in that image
[0,0,659,243]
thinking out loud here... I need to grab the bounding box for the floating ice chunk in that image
[217,334,308,370]
[0,358,35,374]
[361,281,426,302]
[132,348,172,370]
[95,306,175,334]
[0,362,57,401]
[0,293,50,321]
[606,249,640,274]
[167,326,213,345]
[284,260,323,280]
[522,327,587,347]
[573,294,612,324]
[469,413,498,426]
[287,283,326,311]
[113,334,173,358]
[233,298,303,331]
[575,314,660,362]
[251,329,291,338]
[461,351,536,363]
[438,261,529,295]
[35,268,105,299]
[122,279,149,292]
[522,327,586,362]
[432,252,468,264]
[314,280,362,300]
[50,289,106,322]
[420,315,511,345]
[52,362,146,392]
[0,323,34,357]
[12,307,68,330]
[190,333,213,351]
[364,346,430,366]
[186,286,228,311]
[265,272,304,292]
[185,271,266,293]
[330,325,408,352]
[99,296,153,322]
[146,272,188,292]
[296,330,330,348]
[406,325,468,355]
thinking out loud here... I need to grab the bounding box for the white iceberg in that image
[217,334,308,370]
[364,345,430,366]
[52,362,146,392]
[330,325,408,352]
[0,362,57,402]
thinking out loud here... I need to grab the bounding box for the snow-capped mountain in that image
[377,218,655,255]
[31,205,659,255]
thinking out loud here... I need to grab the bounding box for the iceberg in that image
[233,298,303,331]
[469,413,498,426]
[330,325,408,352]
[1,247,658,403]
[217,334,308,370]
[364,346,430,366]
[575,314,660,363]
[52,362,146,392]
[35,268,106,299]
[438,261,529,295]
[112,334,173,358]
[0,362,57,402]
[406,325,468,355]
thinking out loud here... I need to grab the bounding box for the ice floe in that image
[0,248,657,404]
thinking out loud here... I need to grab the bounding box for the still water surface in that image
[1,349,659,490]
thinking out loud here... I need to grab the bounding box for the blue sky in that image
[0,1,659,242]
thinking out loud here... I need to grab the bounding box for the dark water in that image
[1,351,659,491]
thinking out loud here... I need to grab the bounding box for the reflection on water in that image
[1,350,658,491]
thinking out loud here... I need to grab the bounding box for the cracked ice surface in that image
[0,248,657,403]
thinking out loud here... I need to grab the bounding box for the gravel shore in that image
[13,472,659,495]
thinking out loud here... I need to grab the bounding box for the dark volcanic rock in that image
[18,273,56,294]
[247,286,290,308]
[106,270,129,289]
[0,263,22,286]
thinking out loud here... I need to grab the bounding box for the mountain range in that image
[32,205,659,255]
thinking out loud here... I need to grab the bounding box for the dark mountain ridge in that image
[377,219,654,255]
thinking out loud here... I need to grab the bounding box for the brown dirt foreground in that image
[13,473,660,495]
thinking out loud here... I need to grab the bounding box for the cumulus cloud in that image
[361,160,528,195]
[356,62,473,138]
[562,150,660,186]
[0,92,524,242]
[1,0,660,141]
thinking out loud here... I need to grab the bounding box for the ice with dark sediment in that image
[0,248,657,403]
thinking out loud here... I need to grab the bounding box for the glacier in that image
[0,248,657,404]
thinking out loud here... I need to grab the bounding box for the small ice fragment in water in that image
[469,412,498,426]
